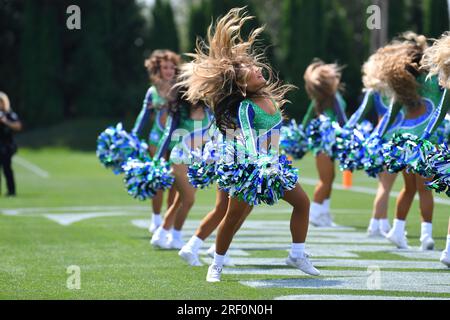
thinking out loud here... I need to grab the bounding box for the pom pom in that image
[187,140,221,189]
[306,115,339,159]
[96,123,148,174]
[335,126,367,172]
[426,145,450,196]
[361,134,387,178]
[280,120,308,159]
[123,158,174,200]
[217,154,298,206]
[382,133,439,176]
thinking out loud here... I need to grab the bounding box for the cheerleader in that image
[150,85,214,249]
[374,35,444,250]
[132,50,180,233]
[301,60,347,227]
[359,48,405,237]
[179,8,319,282]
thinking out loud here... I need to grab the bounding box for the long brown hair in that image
[376,32,429,110]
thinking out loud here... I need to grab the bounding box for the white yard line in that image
[13,156,50,178]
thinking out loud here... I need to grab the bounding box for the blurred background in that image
[1,0,449,150]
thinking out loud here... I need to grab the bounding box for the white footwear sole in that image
[206,265,222,283]
[285,257,320,276]
[367,229,383,238]
[386,233,408,249]
[178,249,203,267]
[440,252,450,267]
[148,223,159,234]
[420,237,435,251]
[150,237,170,249]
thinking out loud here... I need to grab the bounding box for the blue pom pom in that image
[123,158,174,200]
[425,145,450,196]
[335,126,367,172]
[280,120,308,159]
[382,133,438,176]
[306,115,339,159]
[217,154,299,206]
[96,123,148,174]
[187,140,220,189]
[361,134,386,178]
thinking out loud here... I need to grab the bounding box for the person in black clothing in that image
[0,92,22,197]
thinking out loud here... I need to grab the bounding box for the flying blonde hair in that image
[0,92,10,112]
[178,7,293,130]
[373,32,429,109]
[421,32,450,89]
[363,32,428,98]
[304,59,343,114]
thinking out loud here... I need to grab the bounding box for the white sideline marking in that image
[239,270,450,294]
[209,257,443,270]
[44,212,128,226]
[13,156,50,178]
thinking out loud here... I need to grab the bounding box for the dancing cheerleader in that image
[132,50,181,233]
[179,8,319,282]
[150,84,214,249]
[301,60,348,227]
[358,46,405,237]
[372,35,445,250]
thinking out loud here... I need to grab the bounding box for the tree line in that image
[0,0,448,129]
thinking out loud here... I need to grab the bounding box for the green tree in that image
[423,0,449,38]
[21,0,64,126]
[186,0,211,53]
[388,0,409,38]
[280,0,327,120]
[149,0,180,52]
[0,0,23,115]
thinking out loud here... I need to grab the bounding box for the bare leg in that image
[149,145,163,215]
[196,188,230,240]
[283,184,311,243]
[395,171,417,221]
[215,198,252,255]
[416,175,433,223]
[313,153,335,204]
[373,172,397,219]
[163,164,196,231]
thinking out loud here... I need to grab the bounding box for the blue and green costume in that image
[132,86,168,147]
[216,99,298,206]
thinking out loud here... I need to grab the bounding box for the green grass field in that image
[1,144,449,300]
